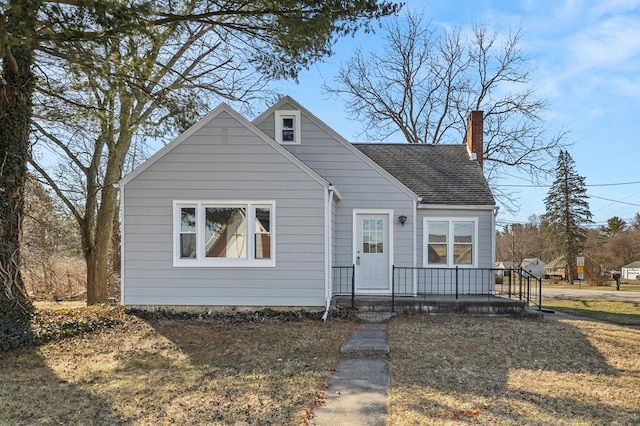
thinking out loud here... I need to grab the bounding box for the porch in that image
[331,266,542,318]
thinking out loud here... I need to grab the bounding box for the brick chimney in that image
[466,110,484,168]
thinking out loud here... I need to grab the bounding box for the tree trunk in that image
[0,1,37,313]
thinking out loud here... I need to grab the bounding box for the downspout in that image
[492,206,499,294]
[492,206,499,265]
[413,197,422,295]
[322,186,334,321]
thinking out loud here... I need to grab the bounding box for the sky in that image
[269,0,640,230]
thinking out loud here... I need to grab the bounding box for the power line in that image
[588,195,640,207]
[494,180,640,188]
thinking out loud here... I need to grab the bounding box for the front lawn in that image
[1,308,354,425]
[542,299,640,326]
[389,315,640,425]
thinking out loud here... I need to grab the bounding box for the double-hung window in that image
[275,110,301,144]
[423,218,477,267]
[174,201,275,267]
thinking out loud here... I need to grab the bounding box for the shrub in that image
[31,305,130,343]
[1,304,130,351]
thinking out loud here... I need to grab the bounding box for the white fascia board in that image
[120,102,330,190]
[253,96,419,202]
[418,204,496,211]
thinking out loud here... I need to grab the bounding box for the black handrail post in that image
[455,266,459,300]
[351,264,355,309]
[518,269,523,300]
[538,276,542,311]
[391,265,396,313]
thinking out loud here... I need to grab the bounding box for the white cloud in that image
[568,15,640,71]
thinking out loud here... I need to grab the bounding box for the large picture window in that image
[423,218,477,267]
[174,201,275,267]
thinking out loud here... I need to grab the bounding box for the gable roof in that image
[622,261,640,269]
[253,96,419,201]
[353,143,495,206]
[119,103,330,188]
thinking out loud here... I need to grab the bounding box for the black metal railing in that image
[495,267,543,311]
[332,265,355,308]
[392,266,497,297]
[332,265,543,313]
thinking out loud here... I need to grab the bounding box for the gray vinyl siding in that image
[122,110,327,307]
[255,102,415,271]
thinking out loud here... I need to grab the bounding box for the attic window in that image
[275,110,300,144]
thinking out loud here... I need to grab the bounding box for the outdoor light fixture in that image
[398,215,407,226]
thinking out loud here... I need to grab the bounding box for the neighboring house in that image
[521,258,546,278]
[495,261,515,276]
[495,261,515,270]
[119,97,496,310]
[621,261,640,280]
[545,257,567,279]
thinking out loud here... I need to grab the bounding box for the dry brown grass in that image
[388,316,640,425]
[1,315,354,425]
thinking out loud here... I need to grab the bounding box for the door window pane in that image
[362,219,383,254]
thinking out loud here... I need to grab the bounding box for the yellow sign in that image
[577,265,584,274]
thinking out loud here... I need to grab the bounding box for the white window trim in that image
[173,200,276,267]
[422,217,478,268]
[275,110,301,145]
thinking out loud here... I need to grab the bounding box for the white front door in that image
[355,213,390,292]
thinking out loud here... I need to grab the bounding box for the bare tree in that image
[17,0,401,305]
[326,11,569,211]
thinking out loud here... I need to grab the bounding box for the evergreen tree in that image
[601,216,627,236]
[543,150,593,283]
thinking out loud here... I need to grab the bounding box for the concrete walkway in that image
[311,324,390,426]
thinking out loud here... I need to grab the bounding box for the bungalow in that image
[119,97,496,312]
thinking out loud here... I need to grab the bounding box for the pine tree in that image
[543,150,593,283]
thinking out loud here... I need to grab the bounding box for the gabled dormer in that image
[274,110,301,145]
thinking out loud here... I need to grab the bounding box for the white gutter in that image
[417,204,495,210]
[322,186,334,321]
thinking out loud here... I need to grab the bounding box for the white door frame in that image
[352,209,394,294]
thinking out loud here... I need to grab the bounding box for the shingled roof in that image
[353,143,495,206]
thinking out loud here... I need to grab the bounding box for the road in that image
[542,287,640,302]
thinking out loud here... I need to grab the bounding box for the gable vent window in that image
[275,110,301,144]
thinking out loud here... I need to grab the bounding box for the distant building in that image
[545,257,567,279]
[622,261,640,280]
[521,258,546,278]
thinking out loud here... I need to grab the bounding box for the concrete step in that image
[340,324,389,358]
[355,311,396,323]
